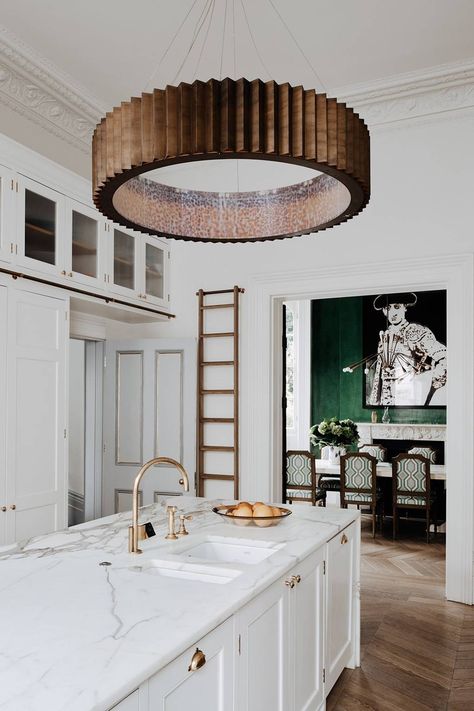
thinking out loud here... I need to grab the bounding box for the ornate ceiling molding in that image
[0,23,473,155]
[0,26,105,153]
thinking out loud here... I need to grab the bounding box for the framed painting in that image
[363,289,447,408]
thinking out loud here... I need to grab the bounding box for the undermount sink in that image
[178,536,284,565]
[129,559,242,585]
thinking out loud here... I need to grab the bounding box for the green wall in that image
[310,297,446,428]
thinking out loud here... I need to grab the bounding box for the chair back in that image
[340,452,377,504]
[285,450,316,502]
[392,453,430,507]
[408,446,436,463]
[359,443,386,462]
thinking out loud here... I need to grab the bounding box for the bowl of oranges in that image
[212,501,292,527]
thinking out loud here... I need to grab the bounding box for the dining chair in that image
[408,446,436,463]
[340,452,383,538]
[358,443,387,462]
[285,450,327,506]
[392,453,438,543]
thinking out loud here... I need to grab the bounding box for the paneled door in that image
[0,284,7,545]
[5,283,68,542]
[102,338,196,516]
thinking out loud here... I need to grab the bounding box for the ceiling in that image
[2,0,474,108]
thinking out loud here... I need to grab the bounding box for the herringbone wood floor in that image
[327,518,474,711]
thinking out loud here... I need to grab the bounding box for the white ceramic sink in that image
[129,559,242,585]
[178,536,284,565]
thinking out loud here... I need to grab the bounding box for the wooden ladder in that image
[196,286,244,499]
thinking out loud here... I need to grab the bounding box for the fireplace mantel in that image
[356,422,446,443]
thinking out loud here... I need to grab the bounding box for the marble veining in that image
[0,498,358,711]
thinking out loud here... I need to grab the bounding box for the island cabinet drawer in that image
[146,616,234,711]
[110,689,140,710]
[325,521,358,695]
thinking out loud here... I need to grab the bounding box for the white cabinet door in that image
[237,575,290,711]
[290,548,325,711]
[147,617,234,711]
[5,284,68,542]
[109,689,140,710]
[0,284,7,545]
[16,175,66,277]
[138,235,169,309]
[108,224,140,300]
[325,522,358,694]
[64,199,105,289]
[0,166,16,264]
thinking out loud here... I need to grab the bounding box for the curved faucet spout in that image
[129,457,190,553]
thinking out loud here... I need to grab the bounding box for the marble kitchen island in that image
[0,498,360,711]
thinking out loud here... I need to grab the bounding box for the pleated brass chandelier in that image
[92,3,370,243]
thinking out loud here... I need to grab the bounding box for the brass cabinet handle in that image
[294,574,301,584]
[188,648,206,672]
[10,504,16,510]
[1,506,6,512]
[61,270,67,275]
[341,533,348,545]
[285,577,295,588]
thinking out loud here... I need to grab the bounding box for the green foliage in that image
[310,417,359,448]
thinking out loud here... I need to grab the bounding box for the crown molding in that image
[0,23,473,156]
[335,58,474,126]
[0,26,105,154]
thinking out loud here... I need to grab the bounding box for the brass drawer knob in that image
[10,504,16,511]
[188,648,206,672]
[285,577,295,588]
[1,506,6,512]
[341,533,348,545]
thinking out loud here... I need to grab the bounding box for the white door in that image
[290,548,325,711]
[5,284,68,542]
[237,576,290,711]
[64,199,105,290]
[103,338,196,515]
[325,523,357,694]
[107,224,141,300]
[138,235,170,309]
[147,618,234,711]
[0,284,7,544]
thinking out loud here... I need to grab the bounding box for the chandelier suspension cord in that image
[172,0,216,83]
[266,0,327,91]
[219,0,229,79]
[143,0,202,90]
[239,0,272,80]
[192,0,217,80]
[232,0,240,192]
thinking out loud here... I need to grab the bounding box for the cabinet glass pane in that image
[72,211,98,278]
[113,229,135,289]
[145,243,164,299]
[25,189,56,265]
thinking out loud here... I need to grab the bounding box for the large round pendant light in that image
[92,78,369,243]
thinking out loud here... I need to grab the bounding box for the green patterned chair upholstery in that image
[408,447,436,463]
[285,451,326,506]
[340,453,383,537]
[392,453,438,543]
[359,443,386,462]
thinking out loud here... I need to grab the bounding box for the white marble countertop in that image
[0,498,359,711]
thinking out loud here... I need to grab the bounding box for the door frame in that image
[241,253,474,605]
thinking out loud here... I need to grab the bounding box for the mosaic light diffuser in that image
[92,78,370,243]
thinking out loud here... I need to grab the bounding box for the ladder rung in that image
[201,389,235,395]
[201,332,234,338]
[201,304,234,310]
[201,474,235,481]
[197,288,238,296]
[201,446,235,452]
[202,417,235,423]
[202,360,234,367]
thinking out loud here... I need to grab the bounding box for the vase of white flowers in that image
[310,418,359,464]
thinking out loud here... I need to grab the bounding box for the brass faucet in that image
[129,457,190,553]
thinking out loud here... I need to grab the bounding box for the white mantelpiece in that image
[357,422,446,443]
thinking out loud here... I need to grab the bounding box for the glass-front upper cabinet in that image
[64,200,103,288]
[0,165,16,264]
[16,176,65,276]
[138,235,169,308]
[108,224,140,299]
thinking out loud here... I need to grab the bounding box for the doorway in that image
[68,338,104,526]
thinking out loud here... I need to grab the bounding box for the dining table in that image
[315,459,446,481]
